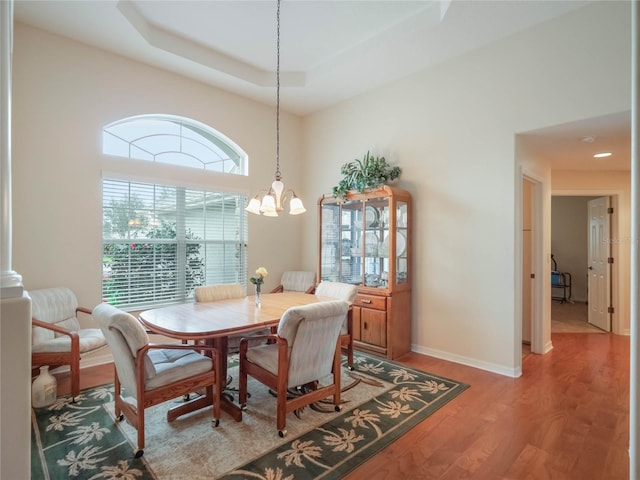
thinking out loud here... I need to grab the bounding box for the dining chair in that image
[270,271,317,294]
[92,302,221,458]
[238,300,348,437]
[314,281,358,369]
[30,287,107,400]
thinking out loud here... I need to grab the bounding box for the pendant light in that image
[246,0,306,217]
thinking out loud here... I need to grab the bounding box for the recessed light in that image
[593,152,612,158]
[581,136,595,143]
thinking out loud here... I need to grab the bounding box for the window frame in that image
[101,115,250,311]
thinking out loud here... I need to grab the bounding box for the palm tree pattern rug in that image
[31,352,468,480]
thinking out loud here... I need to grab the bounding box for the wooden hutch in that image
[317,185,411,360]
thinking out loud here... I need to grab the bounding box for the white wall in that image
[11,24,307,313]
[300,1,631,375]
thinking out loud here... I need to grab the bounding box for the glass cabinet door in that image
[319,190,406,291]
[340,201,362,284]
[396,201,408,285]
[362,197,389,288]
[319,202,341,282]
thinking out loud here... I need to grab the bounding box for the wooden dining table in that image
[138,292,331,422]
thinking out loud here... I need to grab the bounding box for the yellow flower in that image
[256,267,268,277]
[250,267,268,285]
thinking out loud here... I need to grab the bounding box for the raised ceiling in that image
[13,0,630,170]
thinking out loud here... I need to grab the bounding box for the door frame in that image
[517,169,546,360]
[552,189,622,335]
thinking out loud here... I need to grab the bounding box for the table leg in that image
[165,336,244,422]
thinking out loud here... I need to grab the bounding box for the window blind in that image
[102,179,248,310]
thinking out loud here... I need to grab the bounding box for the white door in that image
[587,197,610,331]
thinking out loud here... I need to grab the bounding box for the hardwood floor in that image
[55,333,630,479]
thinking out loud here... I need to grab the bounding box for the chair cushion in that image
[246,343,280,376]
[315,281,357,335]
[276,300,348,387]
[93,303,155,395]
[146,349,213,390]
[194,284,245,302]
[314,281,358,303]
[30,287,82,345]
[31,328,107,353]
[30,287,78,324]
[281,271,316,292]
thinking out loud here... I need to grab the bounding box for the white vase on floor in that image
[32,366,57,408]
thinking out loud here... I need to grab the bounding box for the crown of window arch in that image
[103,115,247,175]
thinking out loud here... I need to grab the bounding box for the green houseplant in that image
[332,151,402,200]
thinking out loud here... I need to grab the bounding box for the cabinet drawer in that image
[354,294,386,311]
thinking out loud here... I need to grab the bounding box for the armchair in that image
[314,281,358,369]
[238,300,348,437]
[92,302,221,458]
[30,287,107,400]
[270,271,316,294]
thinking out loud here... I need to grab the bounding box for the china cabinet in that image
[317,185,411,359]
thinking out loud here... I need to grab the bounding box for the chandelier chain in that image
[275,0,281,181]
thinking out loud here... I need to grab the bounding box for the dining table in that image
[138,291,331,422]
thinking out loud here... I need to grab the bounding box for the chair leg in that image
[136,394,145,458]
[114,368,122,419]
[333,342,342,408]
[346,337,354,371]
[239,350,248,407]
[276,381,287,437]
[71,356,80,400]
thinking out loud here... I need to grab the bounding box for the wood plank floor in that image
[54,332,630,479]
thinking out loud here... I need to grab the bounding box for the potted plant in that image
[332,151,401,200]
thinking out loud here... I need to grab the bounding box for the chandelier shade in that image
[246,0,305,217]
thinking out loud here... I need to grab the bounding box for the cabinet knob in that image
[363,321,368,329]
[360,299,372,304]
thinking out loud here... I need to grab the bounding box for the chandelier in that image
[246,0,306,217]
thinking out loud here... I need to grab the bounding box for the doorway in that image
[551,195,613,333]
[550,191,620,335]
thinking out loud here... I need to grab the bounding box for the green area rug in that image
[31,352,468,479]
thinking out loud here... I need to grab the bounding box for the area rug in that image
[32,352,468,479]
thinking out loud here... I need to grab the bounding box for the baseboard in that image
[411,344,521,378]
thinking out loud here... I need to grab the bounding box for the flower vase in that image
[32,366,57,408]
[255,284,262,307]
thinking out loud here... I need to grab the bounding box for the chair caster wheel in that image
[240,404,247,411]
[347,365,355,371]
[334,405,341,412]
[117,414,125,422]
[278,429,287,438]
[134,449,144,458]
[183,393,190,401]
[212,419,220,427]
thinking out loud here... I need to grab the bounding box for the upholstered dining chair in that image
[238,300,348,437]
[30,287,107,400]
[314,281,358,369]
[270,271,317,294]
[93,302,221,458]
[194,283,245,303]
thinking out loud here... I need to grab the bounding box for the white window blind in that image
[102,179,248,310]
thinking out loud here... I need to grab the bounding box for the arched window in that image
[103,114,247,174]
[101,115,248,309]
